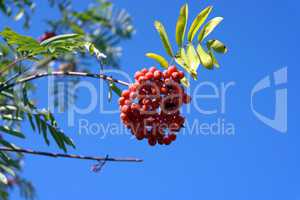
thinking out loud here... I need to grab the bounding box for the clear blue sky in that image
[1,0,298,199]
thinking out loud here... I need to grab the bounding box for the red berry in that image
[163,136,172,145]
[169,134,177,141]
[149,66,157,73]
[118,97,125,105]
[120,113,127,120]
[129,92,137,99]
[124,99,131,105]
[145,72,154,80]
[154,70,162,79]
[141,68,148,74]
[183,93,191,104]
[172,72,180,80]
[122,90,130,98]
[148,136,157,146]
[167,66,177,76]
[138,76,145,83]
[178,71,184,79]
[134,71,142,80]
[121,105,130,113]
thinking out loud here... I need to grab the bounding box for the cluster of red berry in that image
[38,32,56,42]
[119,66,191,146]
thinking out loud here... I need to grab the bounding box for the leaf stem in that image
[0,147,143,162]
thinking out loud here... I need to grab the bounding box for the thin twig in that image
[0,147,143,162]
[0,71,131,91]
[0,56,28,75]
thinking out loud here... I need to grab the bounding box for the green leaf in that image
[0,126,25,139]
[40,121,49,144]
[181,77,190,87]
[0,164,15,177]
[27,113,36,131]
[207,39,228,54]
[198,17,223,42]
[146,53,169,68]
[175,4,188,47]
[0,105,17,112]
[186,43,200,72]
[0,27,43,56]
[0,114,22,121]
[40,33,82,46]
[48,125,66,152]
[196,44,213,69]
[0,172,7,184]
[110,82,122,97]
[14,9,24,21]
[34,115,41,133]
[59,131,75,149]
[0,0,7,14]
[0,138,15,149]
[209,50,220,68]
[84,42,106,60]
[175,48,197,79]
[154,21,174,57]
[187,6,213,42]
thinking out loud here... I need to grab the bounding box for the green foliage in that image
[187,6,212,42]
[175,4,188,47]
[154,21,174,57]
[0,28,105,60]
[207,39,228,54]
[0,0,35,28]
[146,53,169,68]
[0,1,135,199]
[198,17,223,42]
[46,0,134,67]
[147,3,228,83]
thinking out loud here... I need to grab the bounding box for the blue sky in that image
[1,0,298,199]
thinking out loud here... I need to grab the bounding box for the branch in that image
[0,147,143,162]
[0,71,131,91]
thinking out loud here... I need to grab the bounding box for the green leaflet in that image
[175,48,197,79]
[40,33,82,46]
[0,172,7,185]
[110,82,122,97]
[209,50,220,68]
[186,43,200,73]
[146,53,169,68]
[207,39,228,54]
[0,27,43,56]
[196,44,213,69]
[48,125,67,152]
[198,17,223,42]
[187,6,212,42]
[0,164,15,177]
[154,21,174,57]
[175,4,188,47]
[85,42,107,60]
[181,77,190,88]
[0,125,25,139]
[14,8,24,21]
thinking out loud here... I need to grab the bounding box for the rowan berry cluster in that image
[119,66,191,146]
